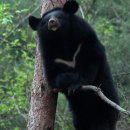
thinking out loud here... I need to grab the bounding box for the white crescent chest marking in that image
[54,44,82,68]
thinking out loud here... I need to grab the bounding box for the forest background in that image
[0,0,130,130]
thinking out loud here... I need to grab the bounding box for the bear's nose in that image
[48,17,60,31]
[49,18,56,25]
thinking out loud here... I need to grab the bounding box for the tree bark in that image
[27,0,66,130]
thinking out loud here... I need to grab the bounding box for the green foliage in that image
[0,0,130,130]
[0,0,39,129]
[55,94,74,129]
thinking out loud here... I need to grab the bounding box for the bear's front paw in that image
[68,84,81,95]
[56,73,79,90]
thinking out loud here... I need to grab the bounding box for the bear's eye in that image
[57,15,63,19]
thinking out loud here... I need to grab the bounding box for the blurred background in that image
[0,0,130,130]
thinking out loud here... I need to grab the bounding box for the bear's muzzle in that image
[48,17,61,31]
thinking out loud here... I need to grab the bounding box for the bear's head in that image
[29,0,79,39]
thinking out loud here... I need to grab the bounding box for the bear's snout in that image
[48,17,60,31]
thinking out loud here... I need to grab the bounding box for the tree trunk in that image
[27,0,66,130]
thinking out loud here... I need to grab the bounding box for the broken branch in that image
[82,85,130,116]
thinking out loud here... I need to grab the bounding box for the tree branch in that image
[113,72,130,77]
[81,85,130,116]
[79,5,85,19]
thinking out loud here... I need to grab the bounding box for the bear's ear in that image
[28,16,41,31]
[63,0,79,14]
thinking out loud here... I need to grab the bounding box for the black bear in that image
[29,0,119,130]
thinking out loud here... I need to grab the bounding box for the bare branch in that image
[79,5,85,19]
[113,72,130,77]
[81,85,130,116]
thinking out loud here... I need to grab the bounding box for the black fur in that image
[29,0,119,130]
